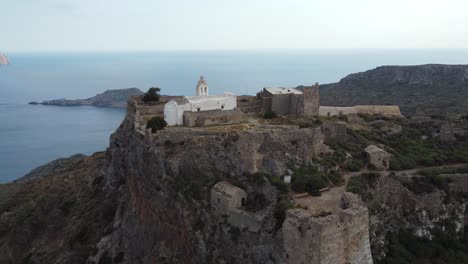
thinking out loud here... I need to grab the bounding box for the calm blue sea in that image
[1,49,468,182]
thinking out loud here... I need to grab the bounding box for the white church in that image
[163,76,237,126]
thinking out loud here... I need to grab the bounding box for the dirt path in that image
[293,163,468,216]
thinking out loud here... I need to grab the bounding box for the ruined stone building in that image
[258,83,320,116]
[211,181,247,215]
[211,181,261,232]
[365,145,391,170]
[164,76,243,126]
[282,206,373,264]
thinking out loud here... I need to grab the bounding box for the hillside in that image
[320,64,468,116]
[29,88,144,108]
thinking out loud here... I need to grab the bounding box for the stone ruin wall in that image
[320,105,402,118]
[303,85,320,117]
[237,97,262,113]
[282,206,373,264]
[183,109,244,127]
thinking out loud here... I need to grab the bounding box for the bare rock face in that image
[361,175,466,261]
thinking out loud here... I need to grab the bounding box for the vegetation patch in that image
[380,229,468,264]
[146,116,167,132]
[142,87,161,103]
[291,166,343,196]
[263,112,277,119]
[346,172,380,197]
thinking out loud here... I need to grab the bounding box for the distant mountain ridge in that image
[30,88,144,108]
[320,64,468,116]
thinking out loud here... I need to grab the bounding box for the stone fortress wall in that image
[320,105,402,118]
[183,109,244,127]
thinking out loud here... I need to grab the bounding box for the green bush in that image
[346,172,380,196]
[263,112,277,119]
[380,229,468,264]
[146,116,167,132]
[142,87,161,102]
[291,167,342,196]
[346,160,364,172]
[274,194,293,230]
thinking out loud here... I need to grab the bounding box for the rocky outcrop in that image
[29,88,144,108]
[358,174,466,261]
[320,64,468,116]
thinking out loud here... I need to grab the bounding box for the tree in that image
[146,116,167,132]
[142,87,161,103]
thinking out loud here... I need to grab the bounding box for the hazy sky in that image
[2,0,468,52]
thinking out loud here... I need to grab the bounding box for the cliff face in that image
[92,105,333,263]
[320,64,468,116]
[350,173,467,261]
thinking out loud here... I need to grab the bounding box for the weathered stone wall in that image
[321,121,347,144]
[271,94,294,115]
[282,205,373,264]
[320,105,402,118]
[319,106,359,117]
[303,85,320,117]
[183,109,244,127]
[237,97,262,113]
[354,105,402,118]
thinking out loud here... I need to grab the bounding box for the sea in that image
[1,49,468,183]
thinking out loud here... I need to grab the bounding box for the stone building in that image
[211,181,247,215]
[211,181,261,232]
[164,76,241,126]
[365,145,391,170]
[258,83,320,116]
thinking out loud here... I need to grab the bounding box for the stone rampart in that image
[320,105,402,118]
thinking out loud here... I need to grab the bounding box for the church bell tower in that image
[196,75,209,96]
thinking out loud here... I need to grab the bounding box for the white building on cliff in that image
[164,76,239,126]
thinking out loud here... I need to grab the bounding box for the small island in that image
[29,88,144,108]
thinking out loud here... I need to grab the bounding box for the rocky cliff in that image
[92,103,344,263]
[29,88,144,108]
[320,64,468,116]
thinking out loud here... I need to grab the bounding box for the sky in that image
[2,0,468,52]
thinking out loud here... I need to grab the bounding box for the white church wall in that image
[164,101,179,126]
